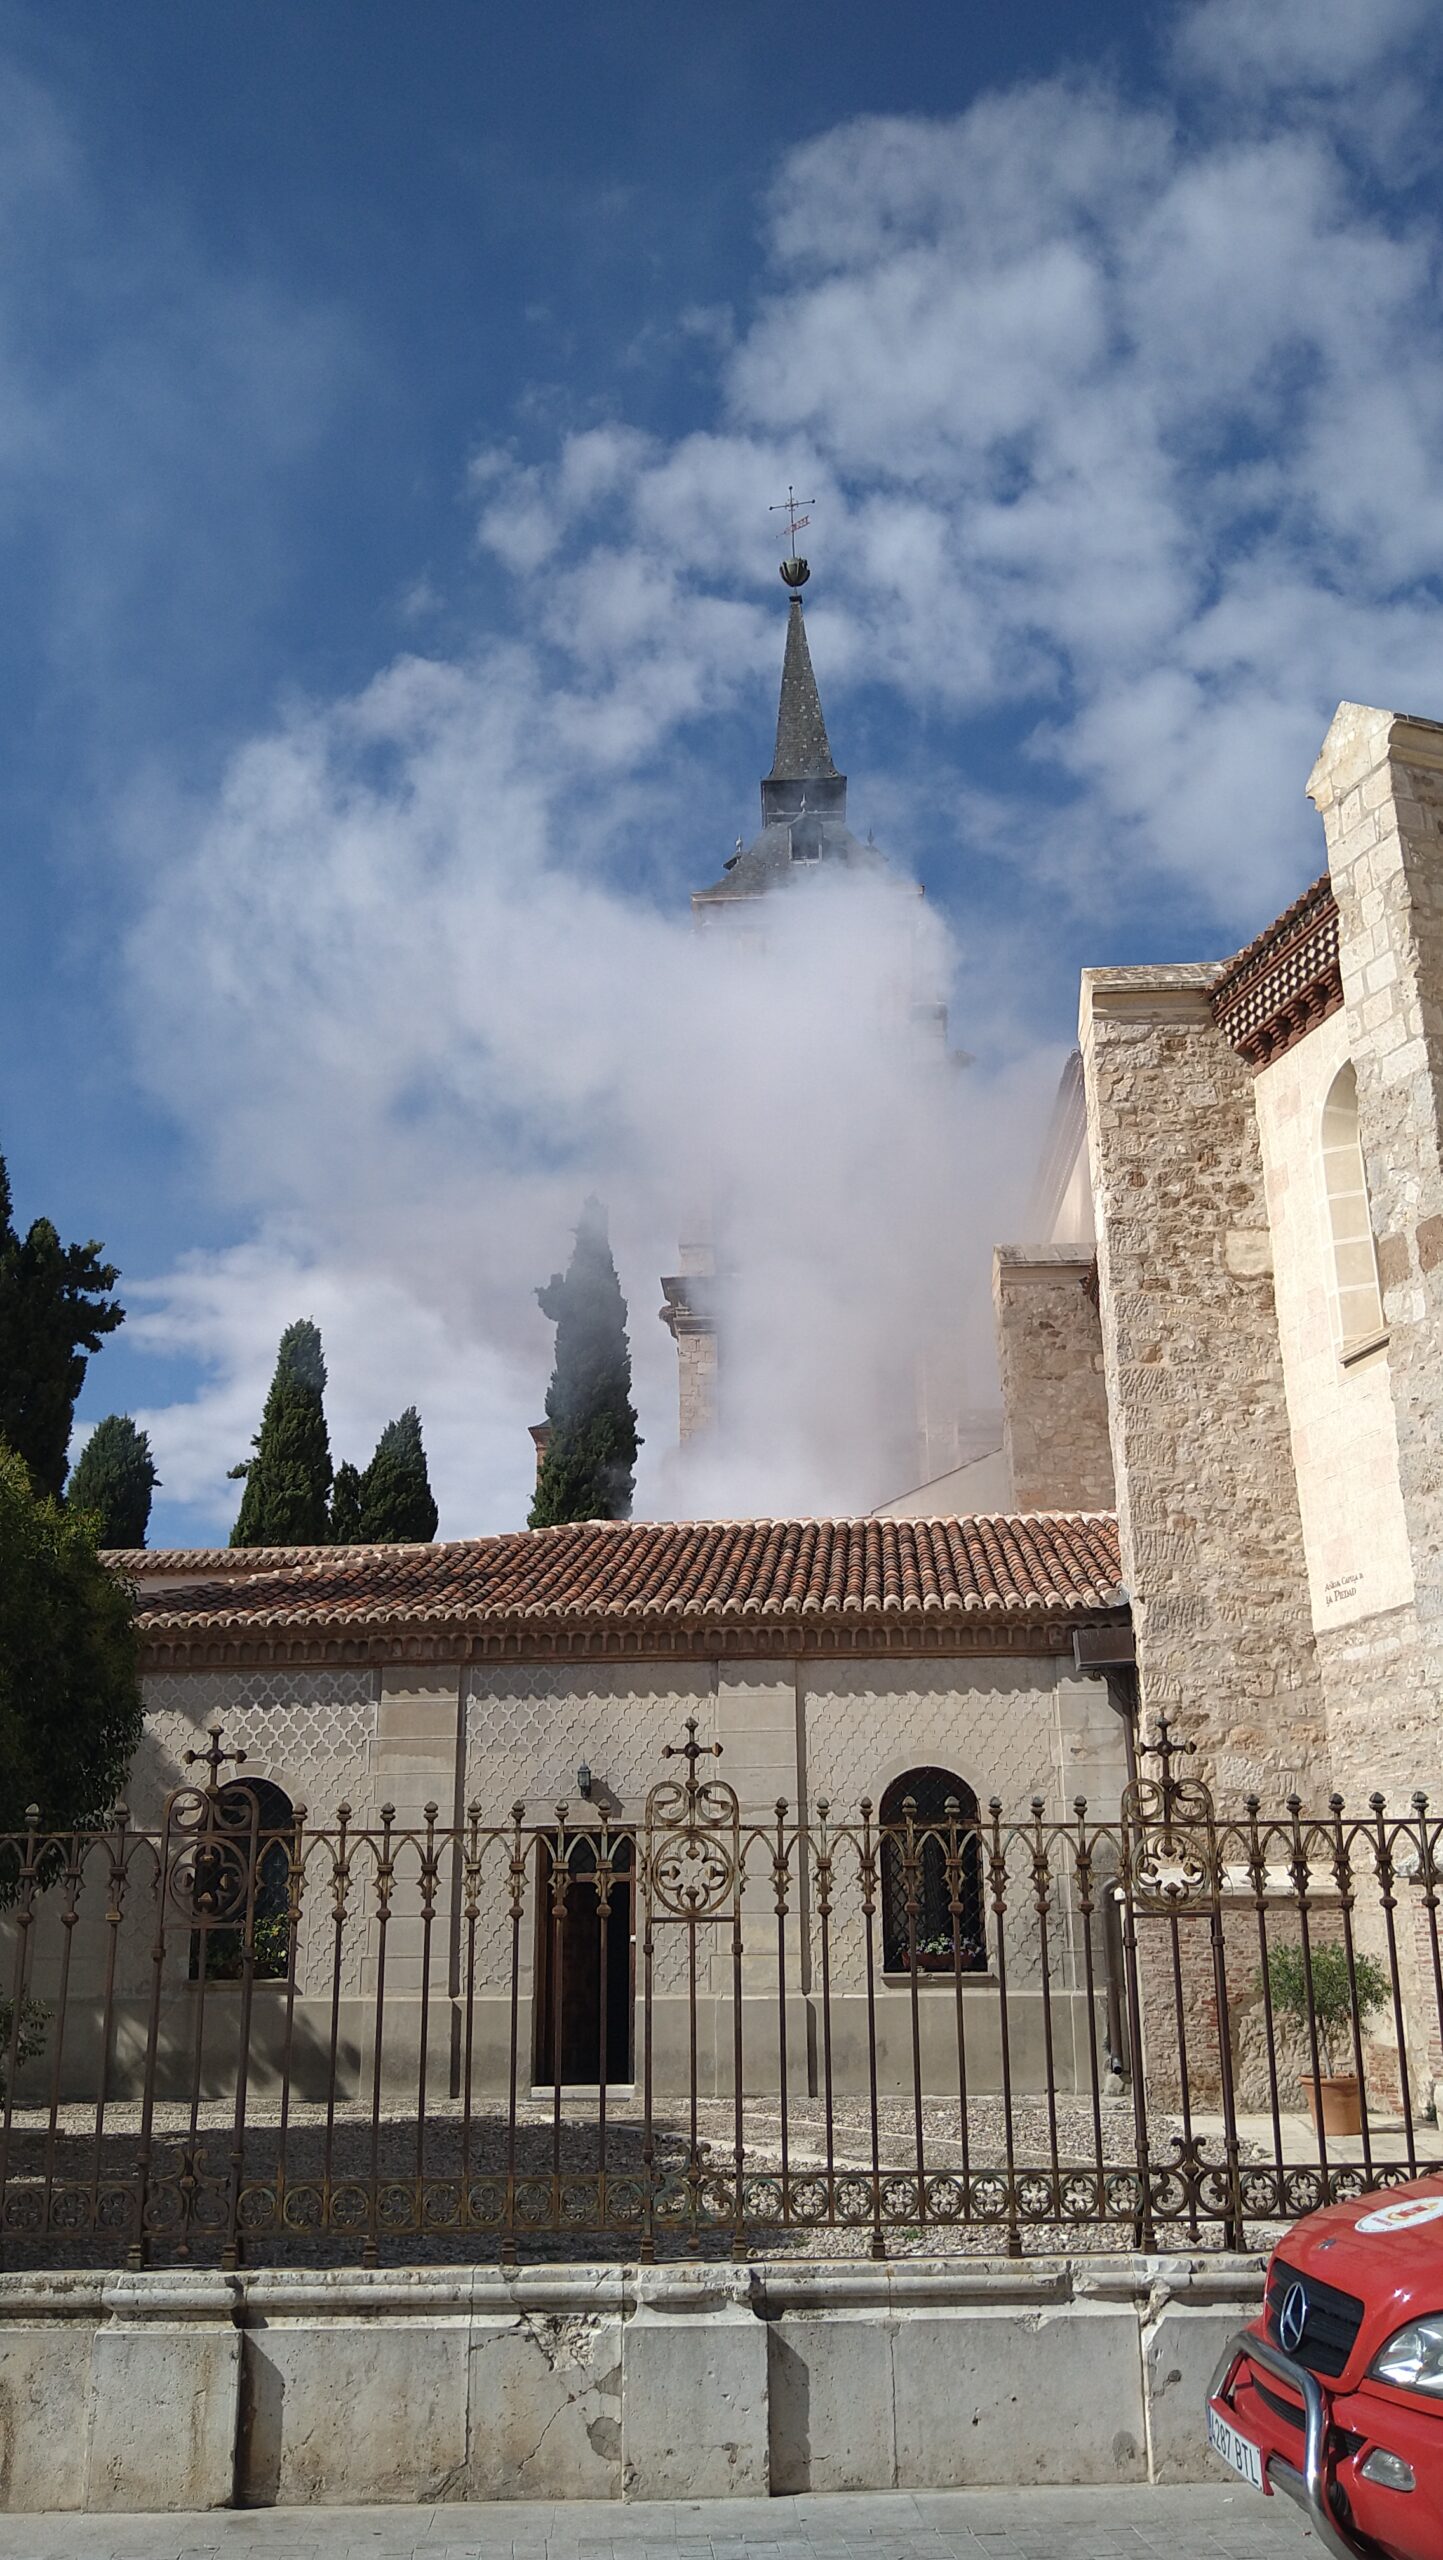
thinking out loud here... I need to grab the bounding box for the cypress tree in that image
[528,1198,640,1528]
[354,1408,439,1543]
[0,1153,124,1499]
[66,1415,159,1548]
[328,1460,364,1543]
[229,1320,333,1547]
[0,1442,143,1833]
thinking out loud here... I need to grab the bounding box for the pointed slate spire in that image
[768,595,838,784]
[760,571,847,828]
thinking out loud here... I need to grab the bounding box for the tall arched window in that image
[1322,1064,1385,1353]
[879,1767,986,1974]
[189,1777,297,1983]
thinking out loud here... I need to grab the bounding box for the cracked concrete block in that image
[621,2283,767,2500]
[239,2317,469,2505]
[467,2308,624,2499]
[0,2321,95,2509]
[1144,2302,1252,2482]
[767,2315,895,2494]
[890,2303,1145,2488]
[87,2319,240,2511]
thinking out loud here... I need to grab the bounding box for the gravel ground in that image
[0,2091,1291,2265]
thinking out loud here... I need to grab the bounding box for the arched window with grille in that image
[1322,1063,1385,1354]
[188,1777,297,1983]
[879,1767,986,1974]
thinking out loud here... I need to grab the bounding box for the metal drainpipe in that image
[1071,1622,1139,2080]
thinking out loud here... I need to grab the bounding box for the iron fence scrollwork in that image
[0,1719,1436,2270]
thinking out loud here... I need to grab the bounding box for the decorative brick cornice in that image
[139,1613,1096,1673]
[1210,873,1342,1069]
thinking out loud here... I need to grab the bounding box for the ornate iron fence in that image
[0,1718,1439,2268]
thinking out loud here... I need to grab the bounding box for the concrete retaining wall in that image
[0,2254,1263,2512]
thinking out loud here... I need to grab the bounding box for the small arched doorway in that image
[534,1833,635,2086]
[879,1767,986,1974]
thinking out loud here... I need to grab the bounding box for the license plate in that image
[1208,2401,1266,2492]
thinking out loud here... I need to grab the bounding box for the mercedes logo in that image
[1278,2282,1309,2356]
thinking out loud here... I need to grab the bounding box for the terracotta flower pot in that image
[1300,2071,1362,2136]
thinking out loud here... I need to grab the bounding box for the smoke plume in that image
[120,643,1051,1536]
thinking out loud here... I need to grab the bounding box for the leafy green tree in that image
[0,1442,143,1833]
[355,1407,438,1543]
[66,1416,159,1549]
[529,1198,640,1527]
[0,1154,124,1499]
[229,1320,334,1547]
[328,1460,364,1543]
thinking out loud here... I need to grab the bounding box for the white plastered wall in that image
[1251,1007,1413,1634]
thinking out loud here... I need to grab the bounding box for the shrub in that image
[1264,1940,1390,2076]
[0,1994,47,2096]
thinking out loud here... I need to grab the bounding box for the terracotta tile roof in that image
[121,1515,1123,1663]
[107,1543,429,1577]
[1210,872,1343,1067]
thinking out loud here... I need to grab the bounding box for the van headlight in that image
[1369,2318,1443,2394]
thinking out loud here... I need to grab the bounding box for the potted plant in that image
[1263,1941,1390,2134]
[900,1933,984,1974]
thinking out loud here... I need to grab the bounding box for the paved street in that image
[0,2488,1306,2560]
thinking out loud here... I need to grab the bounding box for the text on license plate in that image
[1207,2403,1266,2492]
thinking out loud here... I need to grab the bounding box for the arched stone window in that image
[879,1767,986,1974]
[1322,1063,1384,1353]
[189,1777,297,1983]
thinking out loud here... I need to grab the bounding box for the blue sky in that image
[4,0,1443,1541]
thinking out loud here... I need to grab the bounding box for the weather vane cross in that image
[770,484,815,554]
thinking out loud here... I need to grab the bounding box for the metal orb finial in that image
[780,556,810,589]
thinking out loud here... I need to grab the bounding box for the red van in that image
[1208,2176,1443,2558]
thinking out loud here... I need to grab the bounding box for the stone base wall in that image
[0,2256,1264,2510]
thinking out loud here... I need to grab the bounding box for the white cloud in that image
[474,54,1443,918]
[1176,0,1433,93]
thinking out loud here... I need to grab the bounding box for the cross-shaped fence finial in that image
[1138,1713,1198,1819]
[661,1715,723,1777]
[184,1724,247,1796]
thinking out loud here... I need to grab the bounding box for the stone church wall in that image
[138,1665,381,1826]
[801,1654,1092,1821]
[462,1660,716,1819]
[1310,705,1443,1773]
[1249,1002,1419,1806]
[462,1661,719,2004]
[18,1649,1125,2103]
[799,1656,1125,2102]
[992,1246,1115,1511]
[1251,1006,1412,1640]
[1079,968,1329,1800]
[9,1668,386,2068]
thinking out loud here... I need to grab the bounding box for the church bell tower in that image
[659,541,918,1453]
